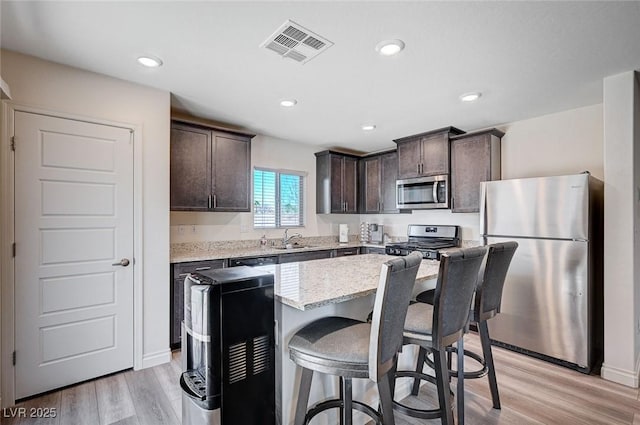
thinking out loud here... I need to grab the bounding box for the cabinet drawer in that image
[334,247,360,257]
[228,256,278,267]
[173,259,227,279]
[362,246,386,255]
[278,250,332,264]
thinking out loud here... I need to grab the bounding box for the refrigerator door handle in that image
[479,182,488,236]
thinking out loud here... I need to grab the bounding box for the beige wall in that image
[0,50,171,369]
[500,103,604,181]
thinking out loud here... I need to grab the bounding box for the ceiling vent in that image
[260,20,333,64]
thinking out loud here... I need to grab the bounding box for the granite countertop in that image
[170,240,387,263]
[254,254,440,311]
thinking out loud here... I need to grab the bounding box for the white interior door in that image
[14,111,134,399]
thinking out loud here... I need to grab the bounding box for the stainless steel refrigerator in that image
[479,173,603,372]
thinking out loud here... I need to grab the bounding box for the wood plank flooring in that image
[2,334,639,424]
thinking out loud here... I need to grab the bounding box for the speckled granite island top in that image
[254,254,439,311]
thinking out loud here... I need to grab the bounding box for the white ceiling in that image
[2,1,640,152]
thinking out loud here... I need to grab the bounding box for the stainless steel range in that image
[385,224,460,260]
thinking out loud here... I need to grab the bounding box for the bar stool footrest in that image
[306,398,383,425]
[392,370,453,420]
[424,347,489,379]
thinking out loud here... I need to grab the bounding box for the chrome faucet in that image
[283,229,303,245]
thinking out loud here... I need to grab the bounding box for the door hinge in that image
[12,242,16,258]
[12,351,16,366]
[10,136,15,151]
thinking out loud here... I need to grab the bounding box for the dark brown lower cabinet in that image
[171,259,226,348]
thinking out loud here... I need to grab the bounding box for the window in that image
[254,168,305,228]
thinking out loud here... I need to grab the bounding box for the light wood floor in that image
[3,334,640,425]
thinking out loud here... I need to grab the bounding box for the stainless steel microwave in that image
[396,175,449,209]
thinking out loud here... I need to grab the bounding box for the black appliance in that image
[385,224,460,260]
[181,266,275,425]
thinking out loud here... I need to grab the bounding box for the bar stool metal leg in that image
[411,347,427,395]
[294,367,313,425]
[479,321,501,409]
[377,372,395,425]
[457,337,465,425]
[435,348,454,425]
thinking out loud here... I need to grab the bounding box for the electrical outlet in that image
[178,226,185,235]
[191,225,196,233]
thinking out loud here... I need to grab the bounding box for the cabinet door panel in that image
[380,152,399,213]
[362,157,381,213]
[170,125,211,210]
[364,159,379,213]
[397,139,421,179]
[330,155,344,212]
[421,134,449,176]
[213,132,251,211]
[343,157,358,213]
[451,135,491,213]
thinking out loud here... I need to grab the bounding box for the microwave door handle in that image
[433,180,438,203]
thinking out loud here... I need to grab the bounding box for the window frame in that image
[253,166,306,229]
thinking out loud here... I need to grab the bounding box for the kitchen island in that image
[256,254,439,425]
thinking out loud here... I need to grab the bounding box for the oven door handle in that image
[432,181,439,203]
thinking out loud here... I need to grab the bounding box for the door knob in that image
[112,258,130,267]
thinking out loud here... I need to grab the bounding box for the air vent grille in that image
[285,50,307,62]
[283,25,307,41]
[303,36,326,50]
[253,335,271,375]
[274,34,298,49]
[260,19,333,64]
[228,342,247,384]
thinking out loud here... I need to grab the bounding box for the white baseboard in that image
[140,349,172,370]
[600,357,640,388]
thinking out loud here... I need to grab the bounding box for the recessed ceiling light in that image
[362,124,376,131]
[460,92,482,102]
[137,55,163,68]
[280,99,298,107]
[375,39,405,56]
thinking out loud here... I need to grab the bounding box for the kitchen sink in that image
[273,245,314,250]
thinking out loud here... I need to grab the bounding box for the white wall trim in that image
[0,102,16,408]
[601,357,640,388]
[142,349,172,369]
[132,125,144,371]
[0,102,145,406]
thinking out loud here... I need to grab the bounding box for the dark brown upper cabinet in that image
[315,151,359,214]
[359,150,400,214]
[170,120,254,212]
[450,128,504,213]
[394,127,465,179]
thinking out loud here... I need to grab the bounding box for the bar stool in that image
[393,246,487,425]
[415,241,518,411]
[288,251,423,425]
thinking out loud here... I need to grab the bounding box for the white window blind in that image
[254,168,305,228]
